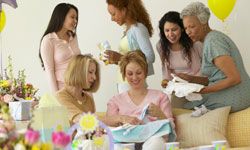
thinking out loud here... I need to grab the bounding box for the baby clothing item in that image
[98,40,111,65]
[191,105,210,117]
[138,103,151,123]
[111,119,176,143]
[164,74,204,101]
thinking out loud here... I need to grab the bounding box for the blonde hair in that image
[119,50,148,80]
[106,0,153,37]
[64,54,100,92]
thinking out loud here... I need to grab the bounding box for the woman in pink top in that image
[157,11,202,88]
[107,50,173,150]
[39,3,81,92]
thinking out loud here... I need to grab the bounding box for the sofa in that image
[173,107,250,149]
[97,107,250,149]
[38,94,250,149]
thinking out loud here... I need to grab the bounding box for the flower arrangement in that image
[0,99,72,149]
[0,56,38,103]
[0,126,71,150]
[70,113,114,150]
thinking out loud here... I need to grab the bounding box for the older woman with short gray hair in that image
[177,2,250,112]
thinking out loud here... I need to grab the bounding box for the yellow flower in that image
[56,124,63,131]
[0,80,10,88]
[25,97,33,100]
[41,143,52,150]
[93,136,105,147]
[31,144,41,150]
[79,113,98,133]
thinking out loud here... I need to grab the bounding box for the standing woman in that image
[39,3,81,93]
[105,0,155,93]
[179,2,250,112]
[157,11,203,88]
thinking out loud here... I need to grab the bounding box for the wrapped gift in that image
[9,101,32,121]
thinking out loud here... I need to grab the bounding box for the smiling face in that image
[107,4,126,26]
[86,62,97,89]
[182,16,204,42]
[164,22,182,45]
[125,62,146,89]
[63,8,78,32]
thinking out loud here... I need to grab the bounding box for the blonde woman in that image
[56,54,100,124]
[107,50,174,150]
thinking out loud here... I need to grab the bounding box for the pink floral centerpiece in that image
[0,56,38,103]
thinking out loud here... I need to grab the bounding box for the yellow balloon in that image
[208,0,236,21]
[0,10,6,32]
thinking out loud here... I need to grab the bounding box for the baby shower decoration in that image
[0,0,17,11]
[208,0,236,21]
[0,0,18,32]
[68,113,114,150]
[0,10,5,32]
[0,0,18,79]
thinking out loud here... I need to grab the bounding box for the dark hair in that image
[39,3,78,70]
[158,11,193,65]
[106,0,153,37]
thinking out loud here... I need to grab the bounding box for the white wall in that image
[1,0,249,111]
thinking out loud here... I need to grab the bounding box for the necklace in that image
[77,100,83,105]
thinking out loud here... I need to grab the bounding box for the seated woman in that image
[178,2,250,112]
[157,11,202,88]
[106,50,173,150]
[56,54,126,126]
[56,54,100,124]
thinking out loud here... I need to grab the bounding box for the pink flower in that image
[3,94,14,103]
[25,128,40,145]
[52,131,71,148]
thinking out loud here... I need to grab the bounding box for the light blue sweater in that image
[127,23,155,75]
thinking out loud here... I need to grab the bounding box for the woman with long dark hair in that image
[157,11,202,88]
[39,3,81,92]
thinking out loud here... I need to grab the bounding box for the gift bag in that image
[9,101,32,121]
[31,106,70,142]
[38,93,61,108]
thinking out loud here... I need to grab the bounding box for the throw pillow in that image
[227,107,250,147]
[176,106,231,148]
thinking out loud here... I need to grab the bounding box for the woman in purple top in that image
[39,3,81,92]
[157,11,203,88]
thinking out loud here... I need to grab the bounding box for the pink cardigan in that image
[40,32,81,92]
[107,89,173,120]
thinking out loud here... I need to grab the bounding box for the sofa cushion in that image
[175,106,231,148]
[227,107,250,147]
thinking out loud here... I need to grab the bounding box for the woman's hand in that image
[161,79,169,88]
[148,103,166,120]
[120,115,142,125]
[176,73,209,85]
[176,73,193,82]
[104,50,123,64]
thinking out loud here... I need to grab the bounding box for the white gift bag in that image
[9,101,32,121]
